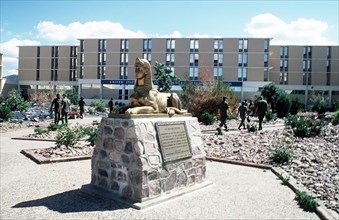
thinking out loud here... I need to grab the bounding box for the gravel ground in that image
[200,118,339,214]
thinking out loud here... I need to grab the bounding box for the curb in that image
[207,157,339,220]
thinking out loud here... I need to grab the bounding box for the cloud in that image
[36,21,147,43]
[244,13,337,45]
[1,38,40,76]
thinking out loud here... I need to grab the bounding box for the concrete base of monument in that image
[81,180,214,210]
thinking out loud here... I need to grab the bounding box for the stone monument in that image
[81,58,212,209]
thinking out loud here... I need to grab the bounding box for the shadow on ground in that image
[12,189,131,213]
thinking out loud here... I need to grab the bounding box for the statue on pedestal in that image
[125,58,187,116]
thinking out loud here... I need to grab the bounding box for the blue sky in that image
[1,0,338,76]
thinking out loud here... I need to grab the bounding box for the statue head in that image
[134,58,154,90]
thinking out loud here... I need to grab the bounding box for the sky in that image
[1,0,338,77]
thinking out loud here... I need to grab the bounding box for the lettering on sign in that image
[155,122,192,163]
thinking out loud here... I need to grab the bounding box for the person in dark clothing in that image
[237,101,248,130]
[218,96,230,131]
[61,94,71,124]
[78,97,86,119]
[255,96,268,130]
[49,94,61,124]
[108,98,114,113]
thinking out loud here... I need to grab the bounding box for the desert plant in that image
[55,124,87,147]
[290,97,305,115]
[332,110,339,125]
[90,100,106,112]
[277,173,290,185]
[153,62,179,92]
[199,112,216,125]
[247,122,257,132]
[34,127,49,135]
[310,92,328,114]
[295,191,319,212]
[87,126,99,146]
[4,89,31,112]
[271,147,292,164]
[261,84,291,118]
[0,104,12,121]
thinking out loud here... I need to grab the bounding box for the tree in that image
[310,92,328,114]
[261,83,291,118]
[4,89,31,112]
[153,62,179,92]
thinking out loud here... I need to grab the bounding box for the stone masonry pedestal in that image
[81,114,213,209]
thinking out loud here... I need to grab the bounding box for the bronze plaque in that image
[155,121,192,163]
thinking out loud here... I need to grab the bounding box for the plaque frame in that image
[155,121,192,163]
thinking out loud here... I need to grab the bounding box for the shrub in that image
[285,115,324,137]
[87,126,99,146]
[34,128,49,135]
[0,104,12,121]
[261,84,291,118]
[90,100,106,112]
[271,147,292,164]
[247,122,257,132]
[332,111,339,125]
[333,99,339,111]
[290,97,304,115]
[65,87,79,105]
[153,62,179,92]
[295,191,319,212]
[310,92,328,114]
[56,124,87,147]
[199,112,216,125]
[4,89,31,112]
[277,173,290,185]
[29,90,53,106]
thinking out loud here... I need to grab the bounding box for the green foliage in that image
[55,123,87,147]
[4,89,31,112]
[277,173,290,185]
[247,122,257,132]
[310,92,328,114]
[261,84,291,118]
[331,110,339,125]
[180,79,237,119]
[199,112,216,125]
[47,123,67,131]
[90,100,106,112]
[333,99,339,111]
[0,104,12,121]
[65,86,79,105]
[153,62,179,92]
[295,191,319,212]
[285,115,323,137]
[87,120,100,146]
[34,127,49,135]
[290,97,305,115]
[271,147,292,164]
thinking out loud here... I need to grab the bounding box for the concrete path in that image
[0,116,320,219]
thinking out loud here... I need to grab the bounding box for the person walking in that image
[236,101,248,130]
[255,96,268,130]
[108,98,114,113]
[218,96,230,131]
[61,94,71,124]
[49,93,61,124]
[78,96,86,119]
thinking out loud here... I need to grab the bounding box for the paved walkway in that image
[0,116,322,219]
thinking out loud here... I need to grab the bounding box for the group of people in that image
[49,94,71,125]
[50,95,115,125]
[218,96,268,131]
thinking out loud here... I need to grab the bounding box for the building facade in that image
[18,38,339,107]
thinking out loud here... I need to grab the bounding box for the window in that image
[280,47,284,57]
[303,60,306,71]
[264,39,269,52]
[243,39,248,51]
[121,39,128,50]
[238,54,243,66]
[189,67,198,80]
[99,39,106,51]
[284,47,288,57]
[238,40,243,51]
[80,40,84,52]
[120,53,128,64]
[264,68,268,81]
[166,53,175,65]
[213,67,222,81]
[327,47,331,58]
[280,60,283,68]
[239,39,248,51]
[124,90,129,100]
[143,53,152,62]
[284,60,288,68]
[238,68,242,81]
[243,68,247,81]
[190,39,199,51]
[190,53,199,65]
[243,53,248,66]
[214,53,223,66]
[307,60,311,71]
[120,66,128,79]
[143,39,152,51]
[264,53,268,67]
[166,39,175,50]
[214,39,223,51]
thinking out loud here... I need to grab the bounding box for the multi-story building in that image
[17,38,339,107]
[0,53,3,94]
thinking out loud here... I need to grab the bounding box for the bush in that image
[261,84,291,118]
[56,124,87,147]
[295,191,319,212]
[310,92,328,114]
[4,89,31,112]
[90,100,106,112]
[0,104,12,121]
[199,112,216,125]
[285,115,324,137]
[332,111,339,125]
[65,87,79,105]
[290,97,304,115]
[277,173,290,185]
[333,99,339,111]
[34,127,49,135]
[271,147,292,164]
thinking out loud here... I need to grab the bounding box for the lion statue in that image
[125,58,187,115]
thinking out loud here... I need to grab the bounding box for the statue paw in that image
[125,108,135,114]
